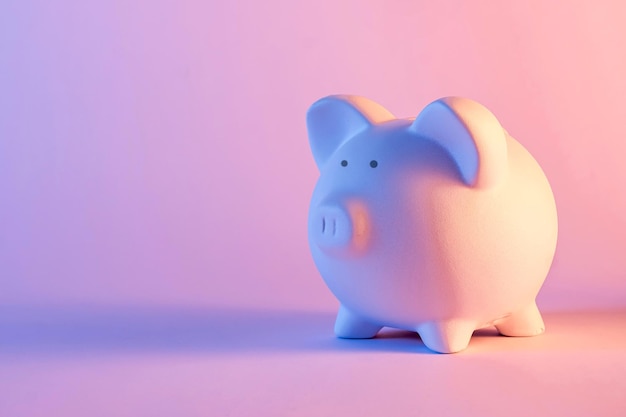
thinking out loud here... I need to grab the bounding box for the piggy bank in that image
[306,95,558,353]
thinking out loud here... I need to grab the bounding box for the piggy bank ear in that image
[306,95,394,169]
[410,97,508,188]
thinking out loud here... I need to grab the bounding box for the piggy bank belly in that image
[424,135,557,323]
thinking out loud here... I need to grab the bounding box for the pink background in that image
[1,1,625,416]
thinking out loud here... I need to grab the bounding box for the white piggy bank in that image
[306,95,558,353]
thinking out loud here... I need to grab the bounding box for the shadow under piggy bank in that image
[3,305,620,357]
[0,305,444,356]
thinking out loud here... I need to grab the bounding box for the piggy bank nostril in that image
[321,216,338,236]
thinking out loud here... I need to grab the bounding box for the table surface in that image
[1,306,625,417]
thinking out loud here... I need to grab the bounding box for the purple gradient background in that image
[2,0,626,310]
[1,1,625,416]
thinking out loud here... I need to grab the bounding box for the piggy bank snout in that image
[310,202,372,253]
[311,205,353,249]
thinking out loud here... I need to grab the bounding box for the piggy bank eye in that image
[341,160,348,167]
[370,160,378,168]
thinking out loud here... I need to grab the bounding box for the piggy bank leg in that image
[334,305,382,339]
[495,302,545,337]
[417,320,476,353]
